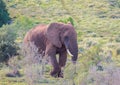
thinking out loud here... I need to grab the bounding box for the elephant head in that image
[46,22,78,64]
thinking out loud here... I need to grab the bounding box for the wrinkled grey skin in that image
[23,22,78,78]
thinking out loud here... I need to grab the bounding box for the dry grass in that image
[22,42,48,85]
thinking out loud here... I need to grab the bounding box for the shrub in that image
[22,42,49,85]
[0,15,38,63]
[0,25,17,63]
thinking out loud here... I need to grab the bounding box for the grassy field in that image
[0,0,120,85]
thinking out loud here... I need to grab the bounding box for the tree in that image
[0,0,11,27]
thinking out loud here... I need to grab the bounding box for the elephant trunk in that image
[70,41,78,64]
[64,37,78,64]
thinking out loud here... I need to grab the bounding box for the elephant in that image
[23,22,78,78]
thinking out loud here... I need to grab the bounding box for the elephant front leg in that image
[45,44,61,77]
[58,51,67,78]
[49,56,61,77]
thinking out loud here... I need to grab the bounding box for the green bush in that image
[0,15,39,63]
[0,25,17,63]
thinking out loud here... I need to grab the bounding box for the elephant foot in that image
[50,70,64,78]
[58,71,63,78]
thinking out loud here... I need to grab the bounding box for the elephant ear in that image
[46,23,62,48]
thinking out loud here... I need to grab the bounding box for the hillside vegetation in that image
[4,0,120,36]
[0,0,120,85]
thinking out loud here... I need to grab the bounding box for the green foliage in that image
[82,45,102,66]
[0,0,10,27]
[14,16,38,29]
[58,17,75,26]
[0,25,17,63]
[0,15,38,63]
[0,14,38,62]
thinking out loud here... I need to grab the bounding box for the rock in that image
[6,70,21,77]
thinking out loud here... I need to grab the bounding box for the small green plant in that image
[117,48,120,55]
[58,17,75,26]
[115,36,120,42]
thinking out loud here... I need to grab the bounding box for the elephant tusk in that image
[67,49,73,56]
